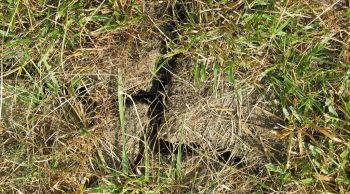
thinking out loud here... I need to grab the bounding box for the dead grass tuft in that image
[1,0,350,193]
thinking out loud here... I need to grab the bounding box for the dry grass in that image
[1,0,350,193]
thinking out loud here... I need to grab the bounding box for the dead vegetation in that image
[1,0,350,193]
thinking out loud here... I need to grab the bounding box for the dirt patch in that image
[107,45,287,192]
[126,57,287,192]
[86,2,287,192]
[165,62,285,164]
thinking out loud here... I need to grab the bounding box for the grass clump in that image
[1,0,350,193]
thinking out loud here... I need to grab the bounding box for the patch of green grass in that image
[117,70,129,175]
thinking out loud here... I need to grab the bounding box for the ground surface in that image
[1,0,350,193]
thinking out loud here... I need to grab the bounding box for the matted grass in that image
[1,0,350,193]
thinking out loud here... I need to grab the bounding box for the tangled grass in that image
[1,0,350,193]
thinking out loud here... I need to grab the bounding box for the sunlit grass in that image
[1,0,350,193]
